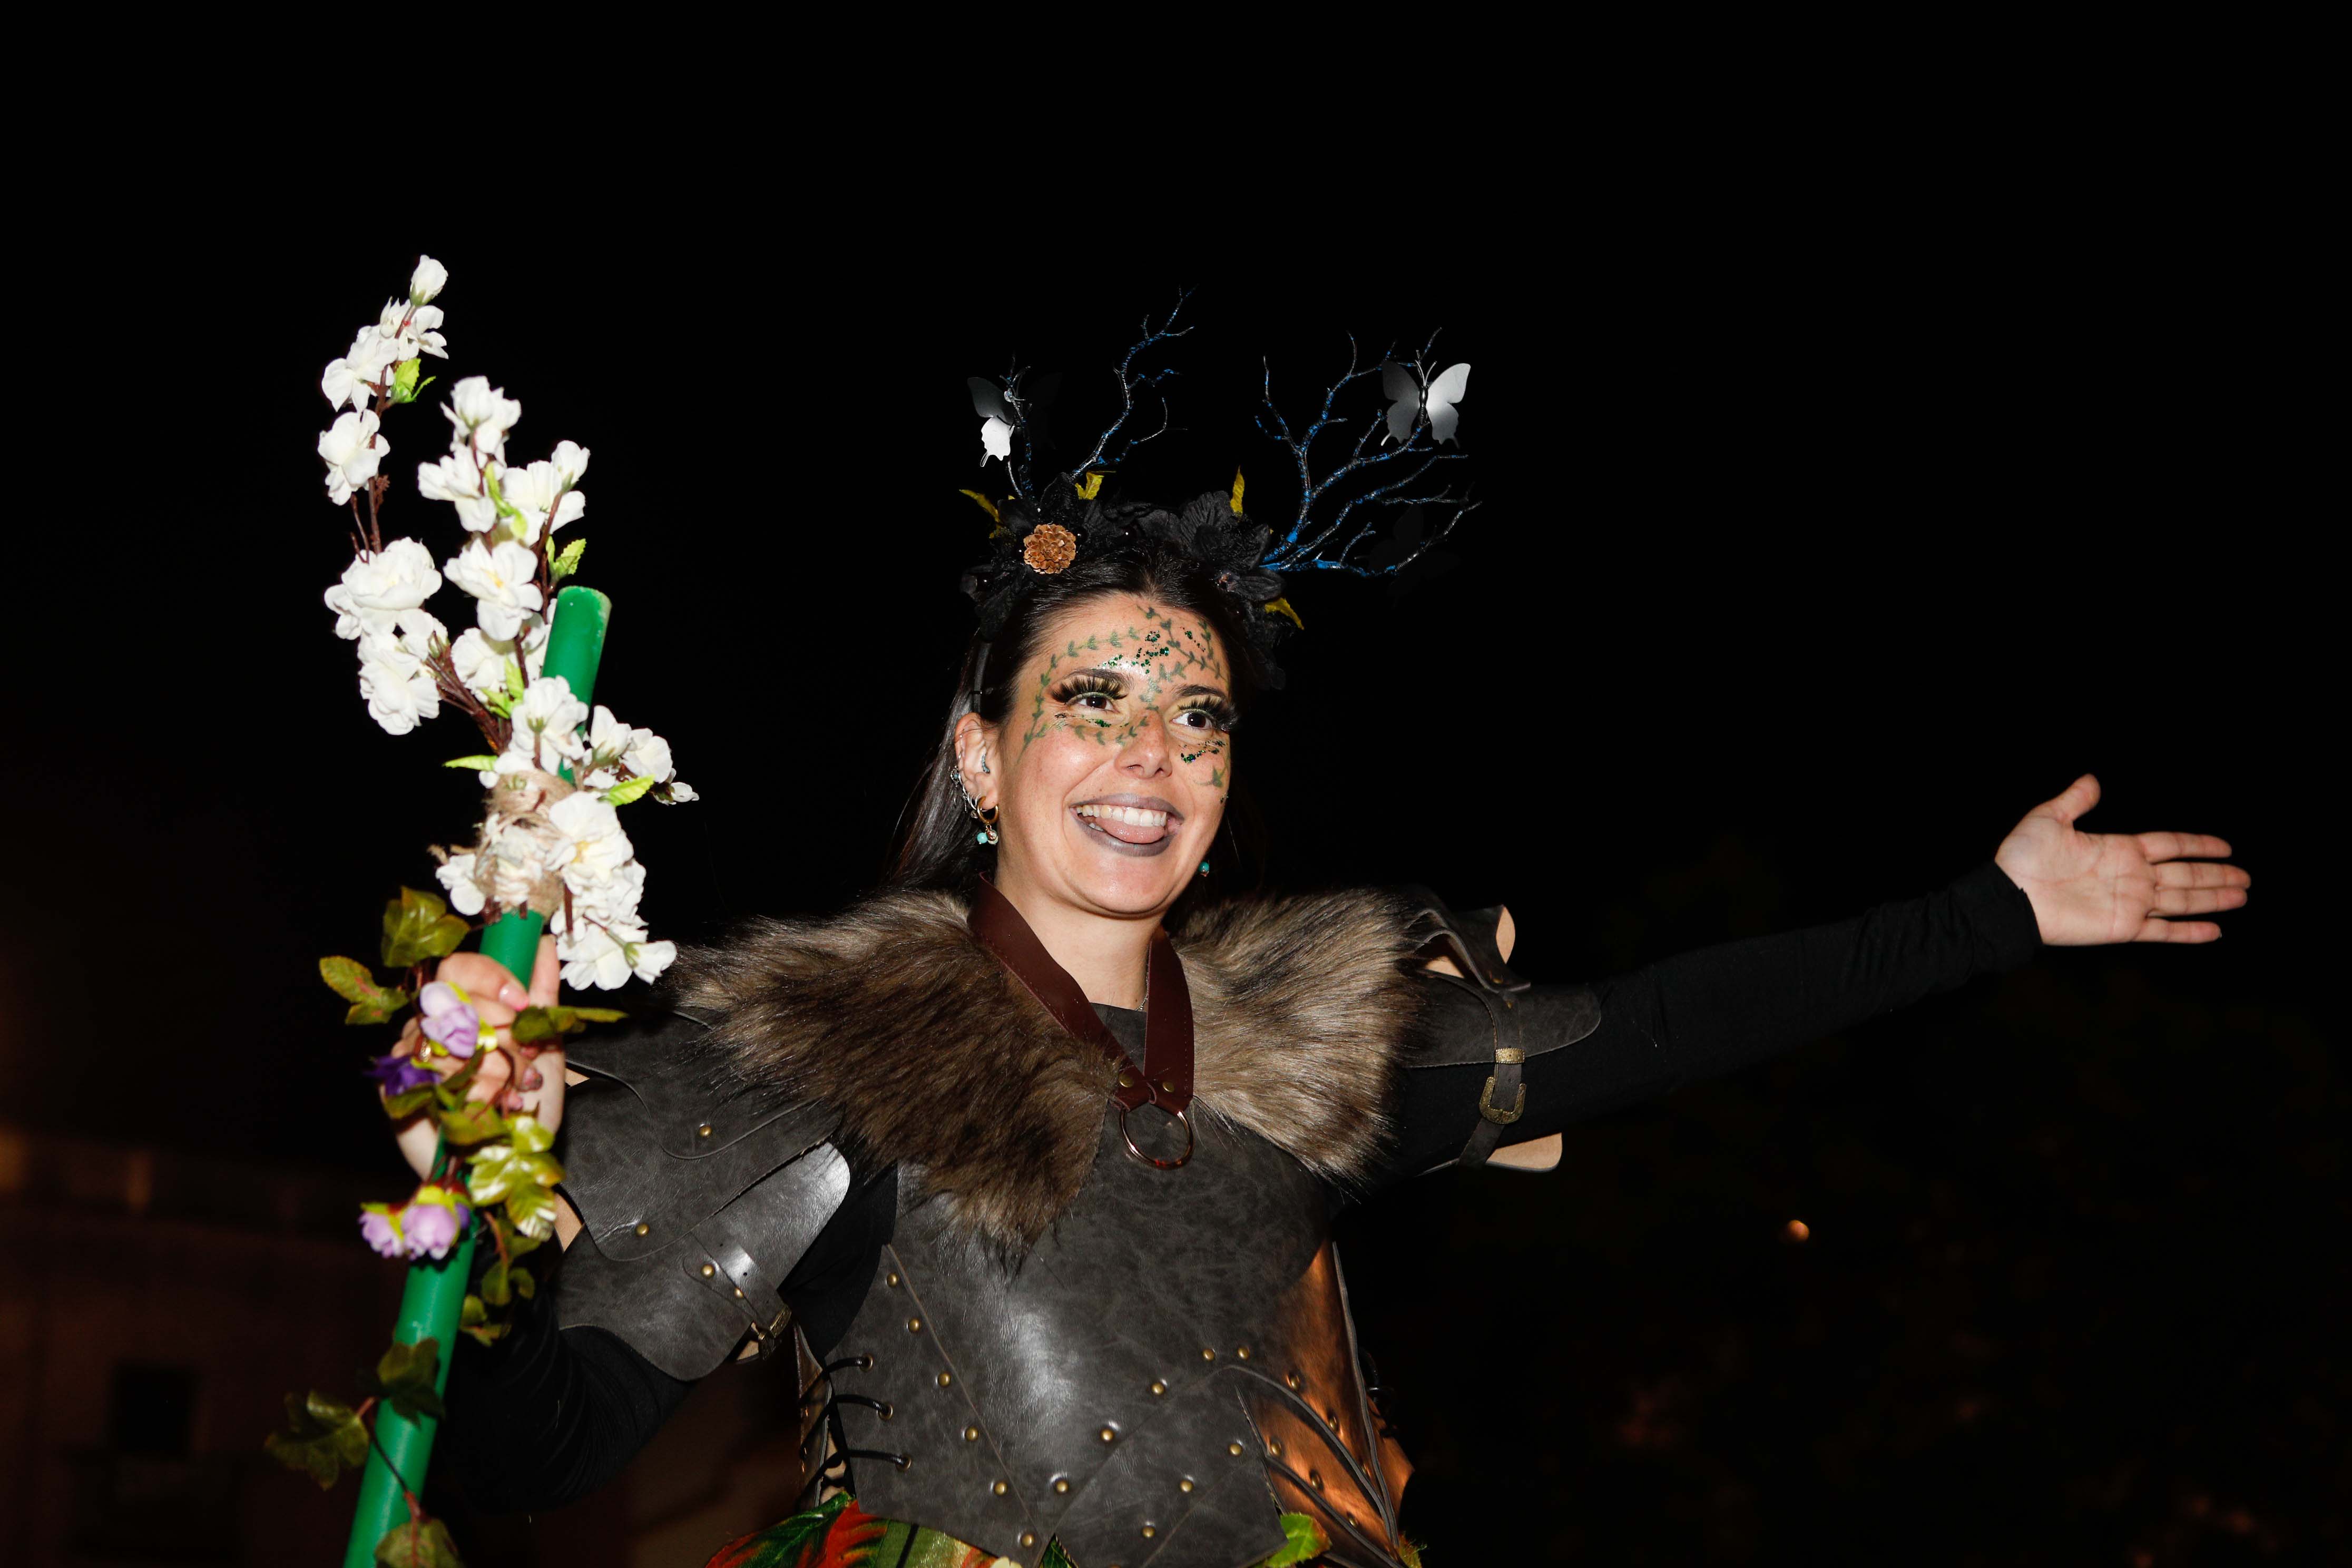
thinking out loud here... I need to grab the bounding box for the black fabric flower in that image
[958,476,1295,685]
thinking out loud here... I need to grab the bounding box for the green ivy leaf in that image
[550,537,586,583]
[478,1257,513,1307]
[374,1514,466,1568]
[433,1099,503,1148]
[322,956,413,1025]
[458,1292,509,1348]
[381,1084,437,1120]
[499,1182,558,1240]
[510,1004,626,1044]
[601,773,658,806]
[443,755,502,771]
[356,1338,445,1425]
[469,1118,564,1238]
[263,1389,369,1489]
[382,887,471,968]
[509,1264,536,1300]
[484,1209,545,1259]
[1262,1514,1330,1568]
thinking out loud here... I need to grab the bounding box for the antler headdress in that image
[958,292,1480,687]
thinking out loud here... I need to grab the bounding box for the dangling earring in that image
[1197,859,1212,878]
[962,777,1000,846]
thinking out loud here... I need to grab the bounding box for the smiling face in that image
[955,593,1236,923]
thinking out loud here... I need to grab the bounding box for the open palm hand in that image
[1994,775,2249,945]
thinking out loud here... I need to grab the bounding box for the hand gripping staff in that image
[342,586,611,1568]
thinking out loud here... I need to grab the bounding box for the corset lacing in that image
[798,1353,909,1476]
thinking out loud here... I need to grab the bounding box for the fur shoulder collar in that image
[672,887,1427,1251]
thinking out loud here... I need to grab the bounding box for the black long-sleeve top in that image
[443,862,2041,1511]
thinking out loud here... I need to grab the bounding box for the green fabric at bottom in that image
[702,1492,1354,1568]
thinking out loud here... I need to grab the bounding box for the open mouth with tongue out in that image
[1071,796,1181,857]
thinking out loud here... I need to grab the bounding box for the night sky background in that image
[9,151,2336,1565]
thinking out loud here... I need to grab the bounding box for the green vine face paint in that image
[984,595,1233,919]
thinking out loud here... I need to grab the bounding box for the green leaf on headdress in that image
[1230,467,1246,514]
[1073,471,1106,500]
[1262,597,1304,631]
[957,488,1002,527]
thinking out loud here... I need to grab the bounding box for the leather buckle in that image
[1478,1075,1526,1125]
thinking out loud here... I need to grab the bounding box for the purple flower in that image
[358,1202,405,1259]
[365,1052,438,1095]
[400,1197,469,1260]
[417,981,481,1060]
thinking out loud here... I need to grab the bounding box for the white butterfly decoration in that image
[1380,359,1472,446]
[968,377,1021,466]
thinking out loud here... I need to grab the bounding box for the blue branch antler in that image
[1065,289,1194,483]
[1255,331,1476,577]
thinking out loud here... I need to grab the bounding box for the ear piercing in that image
[961,775,999,846]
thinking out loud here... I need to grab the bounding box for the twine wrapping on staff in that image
[445,766,581,925]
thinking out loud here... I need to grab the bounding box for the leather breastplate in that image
[825,1104,1414,1568]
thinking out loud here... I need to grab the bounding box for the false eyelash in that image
[1049,673,1126,703]
[1175,699,1240,731]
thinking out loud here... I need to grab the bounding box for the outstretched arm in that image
[1378,777,2247,1183]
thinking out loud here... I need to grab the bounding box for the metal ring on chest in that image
[1119,1102,1194,1169]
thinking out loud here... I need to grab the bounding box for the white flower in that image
[555,919,672,991]
[549,440,590,487]
[435,852,485,916]
[410,256,448,306]
[417,447,499,533]
[664,780,700,803]
[572,859,647,926]
[499,457,585,545]
[486,820,544,909]
[623,730,674,783]
[378,298,447,362]
[509,674,590,770]
[442,377,522,460]
[545,791,634,887]
[321,325,396,412]
[319,409,386,506]
[450,620,546,700]
[355,630,440,736]
[444,540,544,640]
[555,924,632,990]
[576,705,632,788]
[324,537,443,639]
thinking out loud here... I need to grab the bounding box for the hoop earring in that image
[962,779,1000,846]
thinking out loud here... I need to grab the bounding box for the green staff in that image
[344,585,612,1567]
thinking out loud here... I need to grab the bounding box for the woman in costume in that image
[399,469,2247,1566]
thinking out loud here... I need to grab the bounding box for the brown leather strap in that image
[967,877,1194,1115]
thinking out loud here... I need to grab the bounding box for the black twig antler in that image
[1062,288,1195,485]
[1256,330,1476,577]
